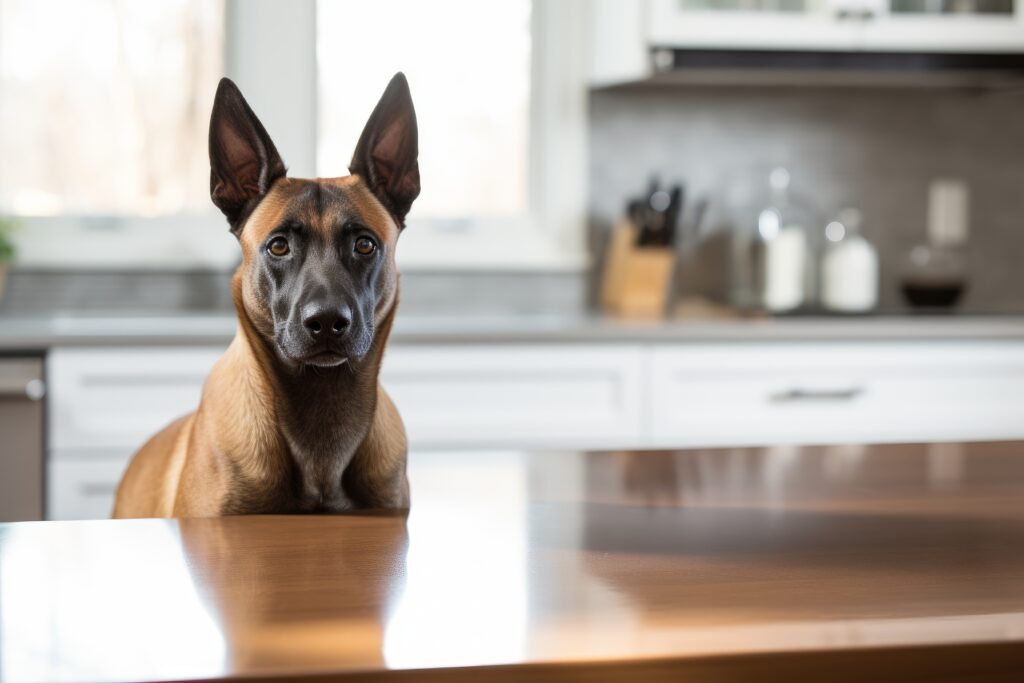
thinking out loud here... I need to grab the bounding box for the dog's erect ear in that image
[349,72,420,226]
[209,77,286,232]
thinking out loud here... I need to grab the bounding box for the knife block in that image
[600,221,676,319]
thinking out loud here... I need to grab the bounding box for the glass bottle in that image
[900,180,969,310]
[730,168,814,313]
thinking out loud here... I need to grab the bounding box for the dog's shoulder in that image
[112,413,194,518]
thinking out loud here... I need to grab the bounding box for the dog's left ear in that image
[349,72,420,226]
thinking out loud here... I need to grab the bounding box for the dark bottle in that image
[900,180,968,311]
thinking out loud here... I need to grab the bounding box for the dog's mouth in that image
[274,321,371,370]
[300,350,349,368]
[275,339,350,369]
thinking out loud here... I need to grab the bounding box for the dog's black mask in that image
[257,188,385,368]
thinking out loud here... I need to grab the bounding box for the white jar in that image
[821,209,879,313]
[765,223,809,312]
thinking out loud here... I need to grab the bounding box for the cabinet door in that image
[650,341,1024,447]
[647,0,862,51]
[381,344,647,449]
[47,458,128,520]
[859,0,1024,52]
[48,347,223,453]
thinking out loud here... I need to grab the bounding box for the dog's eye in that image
[354,237,377,256]
[268,237,290,257]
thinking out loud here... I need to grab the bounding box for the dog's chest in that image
[292,452,355,512]
[278,418,367,512]
[229,377,378,515]
[225,453,356,515]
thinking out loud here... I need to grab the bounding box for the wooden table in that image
[3,443,1024,682]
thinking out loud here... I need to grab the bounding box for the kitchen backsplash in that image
[589,85,1024,310]
[0,270,236,313]
[0,270,588,316]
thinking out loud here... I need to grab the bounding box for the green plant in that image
[0,217,15,263]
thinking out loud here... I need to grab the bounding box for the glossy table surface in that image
[4,442,1024,682]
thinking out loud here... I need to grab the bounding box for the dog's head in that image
[209,74,419,370]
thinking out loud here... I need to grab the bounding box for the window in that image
[0,0,223,217]
[316,0,587,270]
[317,0,531,220]
[1,0,586,270]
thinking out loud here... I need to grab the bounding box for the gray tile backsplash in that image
[396,272,587,315]
[0,269,587,317]
[0,270,236,314]
[589,85,1024,310]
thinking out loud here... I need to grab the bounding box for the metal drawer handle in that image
[769,386,864,403]
[0,378,45,400]
[835,7,874,20]
[80,482,119,497]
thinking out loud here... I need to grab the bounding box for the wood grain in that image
[4,442,1024,682]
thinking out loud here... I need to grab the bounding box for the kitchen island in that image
[3,442,1024,681]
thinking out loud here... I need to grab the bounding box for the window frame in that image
[7,0,589,272]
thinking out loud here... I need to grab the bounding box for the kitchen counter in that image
[4,442,1024,682]
[4,311,1024,349]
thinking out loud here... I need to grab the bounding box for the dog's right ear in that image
[209,78,286,233]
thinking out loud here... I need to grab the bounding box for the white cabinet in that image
[47,347,223,520]
[650,341,1024,447]
[45,344,647,519]
[45,339,1024,520]
[648,0,1024,52]
[47,459,133,521]
[860,9,1024,52]
[646,0,863,52]
[48,348,222,453]
[591,0,1024,86]
[381,345,647,449]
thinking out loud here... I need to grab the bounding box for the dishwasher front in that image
[0,356,45,521]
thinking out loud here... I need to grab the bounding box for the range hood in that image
[589,0,1024,89]
[636,47,1024,88]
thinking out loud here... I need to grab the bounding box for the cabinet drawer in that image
[48,347,223,452]
[48,458,130,520]
[651,342,1024,447]
[382,344,646,448]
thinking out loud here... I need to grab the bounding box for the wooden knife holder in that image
[600,221,676,319]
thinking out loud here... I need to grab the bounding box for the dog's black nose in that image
[302,304,352,337]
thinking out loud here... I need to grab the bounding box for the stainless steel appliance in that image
[0,356,45,521]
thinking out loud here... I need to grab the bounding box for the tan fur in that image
[112,177,408,518]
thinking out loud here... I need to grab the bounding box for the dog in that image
[113,73,419,517]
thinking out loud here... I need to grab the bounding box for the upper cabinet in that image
[861,0,1024,52]
[590,0,1024,86]
[647,0,864,52]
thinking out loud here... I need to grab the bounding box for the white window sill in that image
[10,216,591,273]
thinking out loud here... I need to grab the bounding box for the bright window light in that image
[0,0,223,217]
[316,0,531,220]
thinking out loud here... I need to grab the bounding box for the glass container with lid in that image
[730,167,816,313]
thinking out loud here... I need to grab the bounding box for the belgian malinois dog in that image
[113,73,419,517]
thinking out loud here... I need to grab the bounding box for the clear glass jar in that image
[730,168,815,313]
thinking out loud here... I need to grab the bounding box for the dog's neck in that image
[227,276,398,510]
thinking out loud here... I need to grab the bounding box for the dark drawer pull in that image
[80,482,119,497]
[769,387,864,403]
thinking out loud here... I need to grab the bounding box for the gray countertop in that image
[3,311,1024,350]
